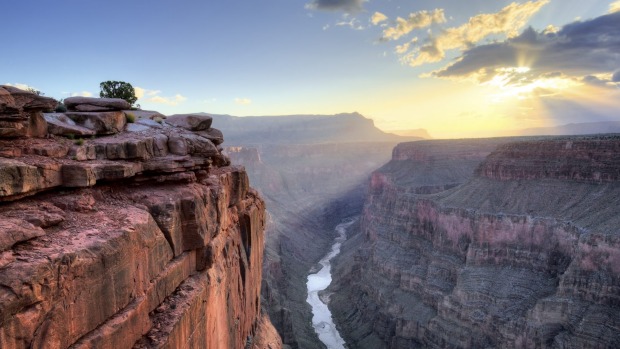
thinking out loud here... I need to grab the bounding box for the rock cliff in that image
[329,136,620,348]
[0,87,281,349]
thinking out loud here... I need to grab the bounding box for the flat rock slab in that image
[0,218,45,251]
[66,111,126,135]
[65,97,131,111]
[166,114,212,131]
[45,113,96,136]
[124,110,166,120]
[0,158,41,198]
[196,128,224,145]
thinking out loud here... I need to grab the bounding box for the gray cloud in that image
[613,71,620,82]
[434,12,620,81]
[306,0,364,12]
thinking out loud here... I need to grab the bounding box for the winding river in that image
[306,219,355,349]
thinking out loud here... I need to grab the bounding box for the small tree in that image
[99,81,137,106]
[26,87,44,96]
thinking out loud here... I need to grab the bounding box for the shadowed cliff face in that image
[227,142,399,348]
[0,88,280,349]
[329,135,620,349]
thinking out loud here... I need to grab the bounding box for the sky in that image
[3,0,620,138]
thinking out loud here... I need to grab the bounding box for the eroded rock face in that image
[0,85,56,138]
[0,92,279,348]
[330,135,620,349]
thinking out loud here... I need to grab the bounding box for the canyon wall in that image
[227,142,399,348]
[0,88,280,349]
[330,135,620,348]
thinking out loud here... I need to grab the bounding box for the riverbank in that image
[306,218,356,349]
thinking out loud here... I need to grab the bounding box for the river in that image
[306,219,355,349]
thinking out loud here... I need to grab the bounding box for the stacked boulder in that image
[45,96,132,136]
[0,85,57,137]
[0,91,229,199]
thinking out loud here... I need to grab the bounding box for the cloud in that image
[381,9,446,41]
[135,87,186,106]
[613,71,620,82]
[610,1,620,13]
[306,0,364,12]
[5,83,38,91]
[71,91,93,97]
[148,94,187,106]
[371,12,388,26]
[134,87,161,99]
[235,98,252,105]
[336,17,364,30]
[397,0,549,66]
[433,12,620,82]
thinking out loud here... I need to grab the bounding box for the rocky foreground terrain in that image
[0,86,281,348]
[330,136,620,348]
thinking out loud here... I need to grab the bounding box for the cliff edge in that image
[0,86,281,349]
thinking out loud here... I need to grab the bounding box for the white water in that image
[306,219,355,349]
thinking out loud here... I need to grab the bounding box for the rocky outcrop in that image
[0,85,56,138]
[64,96,131,112]
[477,135,620,182]
[166,114,213,131]
[0,90,278,348]
[330,135,620,349]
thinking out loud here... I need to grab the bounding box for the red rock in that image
[65,111,126,135]
[0,91,279,348]
[0,218,45,252]
[64,97,131,111]
[165,114,212,131]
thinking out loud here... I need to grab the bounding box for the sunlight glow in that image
[483,66,581,102]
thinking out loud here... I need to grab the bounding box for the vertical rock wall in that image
[330,136,620,348]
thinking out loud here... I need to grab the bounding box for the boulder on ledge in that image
[65,111,126,135]
[0,85,56,138]
[45,113,96,137]
[65,96,131,112]
[165,114,213,131]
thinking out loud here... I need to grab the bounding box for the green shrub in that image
[74,138,84,146]
[126,112,136,123]
[55,102,67,113]
[99,80,137,106]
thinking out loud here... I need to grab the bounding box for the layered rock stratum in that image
[0,87,281,349]
[330,136,620,348]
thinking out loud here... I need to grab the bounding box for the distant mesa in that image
[200,112,422,145]
[386,128,432,139]
[509,121,620,137]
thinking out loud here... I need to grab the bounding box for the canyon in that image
[0,87,281,349]
[329,136,620,348]
[224,140,409,348]
[4,85,619,349]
